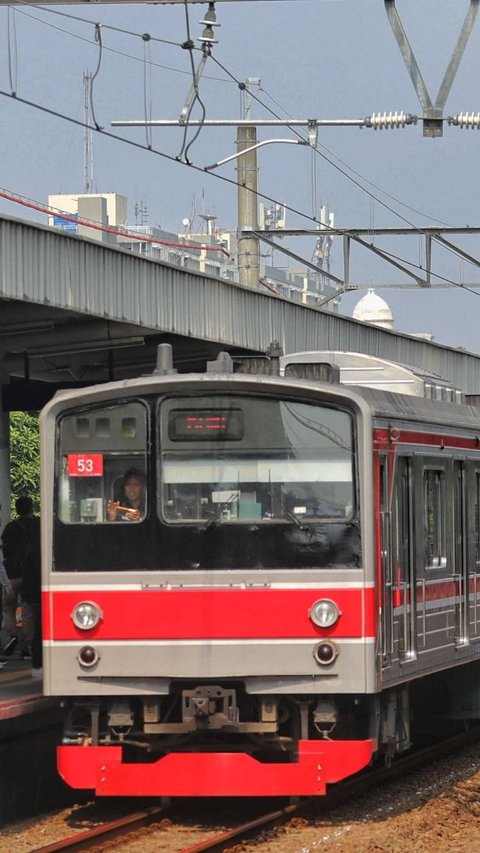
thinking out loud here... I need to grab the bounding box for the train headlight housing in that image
[71,601,103,631]
[309,599,341,629]
[313,641,338,666]
[77,646,100,668]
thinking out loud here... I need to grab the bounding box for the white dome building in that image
[352,288,395,330]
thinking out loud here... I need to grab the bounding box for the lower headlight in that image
[313,641,338,666]
[77,646,100,667]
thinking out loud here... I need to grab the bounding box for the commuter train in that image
[40,344,480,797]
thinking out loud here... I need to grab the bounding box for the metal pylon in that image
[385,0,479,136]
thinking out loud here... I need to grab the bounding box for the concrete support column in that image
[236,125,260,289]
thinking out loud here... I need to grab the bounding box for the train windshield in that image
[57,401,148,524]
[159,395,354,524]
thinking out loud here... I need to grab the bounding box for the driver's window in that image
[57,401,147,524]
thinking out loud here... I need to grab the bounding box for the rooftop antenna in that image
[134,201,149,226]
[83,71,94,193]
[199,212,217,237]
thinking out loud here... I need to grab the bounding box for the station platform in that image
[0,656,58,719]
[0,655,74,824]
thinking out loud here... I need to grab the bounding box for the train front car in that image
[41,353,378,797]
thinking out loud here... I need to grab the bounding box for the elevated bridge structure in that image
[2,214,480,393]
[1,212,480,513]
[2,213,480,389]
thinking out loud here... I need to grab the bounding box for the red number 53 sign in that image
[67,454,104,477]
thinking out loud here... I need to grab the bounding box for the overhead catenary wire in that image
[5,0,461,237]
[11,0,185,48]
[0,87,477,299]
[209,54,475,274]
[258,83,451,228]
[0,87,322,227]
[143,33,153,150]
[212,55,453,234]
[90,23,104,132]
[8,3,460,234]
[7,7,18,96]
[13,6,230,82]
[175,0,208,164]
[0,4,476,291]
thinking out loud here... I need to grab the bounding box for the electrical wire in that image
[209,55,476,275]
[11,0,184,48]
[143,33,153,150]
[0,87,319,226]
[258,83,452,228]
[0,10,477,296]
[215,56,447,232]
[175,0,207,164]
[14,6,232,85]
[7,7,18,96]
[13,1,452,240]
[7,2,457,236]
[362,243,480,297]
[90,23,104,132]
[0,85,477,298]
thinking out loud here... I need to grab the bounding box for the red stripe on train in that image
[392,576,479,609]
[43,587,376,641]
[374,427,480,451]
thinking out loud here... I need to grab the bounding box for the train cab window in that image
[56,401,148,524]
[423,468,447,569]
[158,395,355,524]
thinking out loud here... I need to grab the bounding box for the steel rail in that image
[30,804,172,853]
[177,728,480,853]
[31,728,480,853]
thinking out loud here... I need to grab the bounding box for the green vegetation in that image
[9,412,40,516]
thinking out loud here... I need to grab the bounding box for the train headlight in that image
[313,641,338,666]
[309,599,341,629]
[78,646,100,668]
[71,601,103,630]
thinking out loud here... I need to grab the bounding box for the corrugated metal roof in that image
[1,214,480,393]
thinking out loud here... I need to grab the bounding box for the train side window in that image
[56,401,148,524]
[423,468,447,570]
[392,457,412,585]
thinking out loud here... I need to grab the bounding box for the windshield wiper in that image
[200,509,224,531]
[285,511,309,531]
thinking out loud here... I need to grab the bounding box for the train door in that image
[469,466,480,641]
[379,452,416,669]
[379,455,393,667]
[392,456,416,660]
[418,459,455,657]
[453,461,469,645]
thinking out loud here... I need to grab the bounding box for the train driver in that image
[107,468,146,522]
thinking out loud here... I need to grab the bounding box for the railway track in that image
[30,799,300,853]
[30,728,480,853]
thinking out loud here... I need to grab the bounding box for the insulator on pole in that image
[365,111,414,129]
[450,112,480,129]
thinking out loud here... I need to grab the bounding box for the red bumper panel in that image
[57,739,376,797]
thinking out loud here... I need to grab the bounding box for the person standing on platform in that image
[20,508,42,678]
[0,513,12,665]
[1,496,39,660]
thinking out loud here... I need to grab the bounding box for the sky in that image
[1,0,480,352]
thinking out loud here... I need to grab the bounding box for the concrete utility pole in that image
[236,125,260,290]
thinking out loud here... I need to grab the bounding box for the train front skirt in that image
[58,739,377,796]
